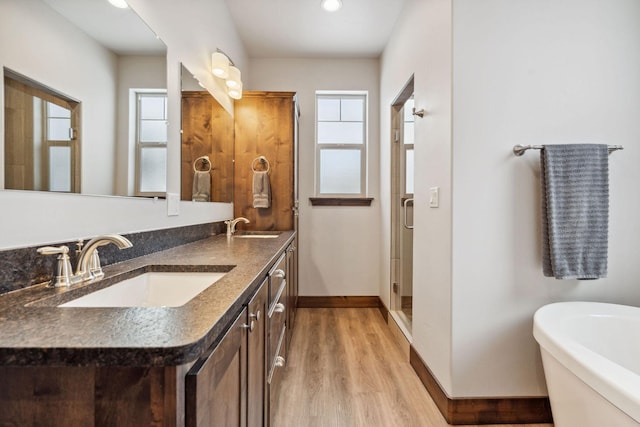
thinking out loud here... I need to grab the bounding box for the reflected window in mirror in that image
[135,91,167,196]
[4,70,80,193]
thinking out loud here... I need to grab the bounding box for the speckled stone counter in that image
[0,231,295,367]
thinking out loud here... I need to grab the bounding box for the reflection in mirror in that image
[180,64,234,203]
[4,69,81,193]
[2,0,167,198]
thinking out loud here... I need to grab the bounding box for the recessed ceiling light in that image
[108,0,129,9]
[321,0,342,12]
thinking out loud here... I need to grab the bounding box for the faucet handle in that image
[37,245,68,256]
[37,245,73,288]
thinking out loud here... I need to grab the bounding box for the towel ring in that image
[193,156,212,173]
[251,156,270,173]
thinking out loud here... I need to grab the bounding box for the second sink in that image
[234,231,281,239]
[58,271,227,308]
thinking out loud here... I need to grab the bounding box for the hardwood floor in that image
[271,308,553,427]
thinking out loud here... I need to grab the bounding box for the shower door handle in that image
[403,198,414,230]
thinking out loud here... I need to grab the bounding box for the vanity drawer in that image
[268,253,287,305]
[267,324,286,427]
[268,324,286,386]
[268,282,286,366]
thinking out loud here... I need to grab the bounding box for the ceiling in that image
[224,0,407,58]
[41,0,166,55]
[39,0,405,58]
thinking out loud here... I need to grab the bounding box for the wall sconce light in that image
[211,48,243,99]
[228,83,243,100]
[211,51,229,78]
[225,65,242,89]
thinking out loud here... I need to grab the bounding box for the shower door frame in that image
[390,76,415,336]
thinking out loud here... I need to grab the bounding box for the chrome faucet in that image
[38,234,133,287]
[225,217,250,237]
[75,234,133,282]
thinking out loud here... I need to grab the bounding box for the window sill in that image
[309,197,374,207]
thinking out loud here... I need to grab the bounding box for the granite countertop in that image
[0,231,295,367]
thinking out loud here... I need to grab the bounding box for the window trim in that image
[314,91,368,198]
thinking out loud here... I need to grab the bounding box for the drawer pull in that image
[275,356,285,367]
[273,303,285,313]
[249,310,261,323]
[273,269,285,279]
[242,320,255,332]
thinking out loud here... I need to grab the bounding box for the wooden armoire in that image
[233,91,299,233]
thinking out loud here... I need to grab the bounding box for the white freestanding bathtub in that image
[533,302,640,427]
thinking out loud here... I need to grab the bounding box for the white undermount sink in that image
[58,272,226,308]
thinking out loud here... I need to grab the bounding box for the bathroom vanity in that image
[0,231,297,427]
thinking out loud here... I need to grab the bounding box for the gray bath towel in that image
[541,144,609,279]
[253,170,271,208]
[192,171,211,202]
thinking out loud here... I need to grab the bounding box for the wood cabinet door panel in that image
[247,278,268,427]
[186,309,248,427]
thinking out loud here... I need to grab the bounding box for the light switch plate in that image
[167,193,180,216]
[429,187,439,208]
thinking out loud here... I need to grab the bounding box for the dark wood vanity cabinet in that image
[0,243,296,427]
[186,308,248,427]
[247,278,268,427]
[186,277,269,427]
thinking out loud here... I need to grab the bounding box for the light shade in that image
[108,0,129,8]
[321,0,342,12]
[211,52,229,79]
[228,82,243,100]
[225,66,242,89]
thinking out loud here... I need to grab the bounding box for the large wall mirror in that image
[2,0,167,198]
[180,65,234,203]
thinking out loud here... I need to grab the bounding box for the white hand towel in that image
[253,170,271,208]
[192,171,211,202]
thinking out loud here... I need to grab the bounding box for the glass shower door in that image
[391,90,415,334]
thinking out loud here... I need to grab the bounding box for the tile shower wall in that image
[0,222,225,295]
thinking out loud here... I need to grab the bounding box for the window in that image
[44,102,75,192]
[315,92,367,197]
[135,91,167,196]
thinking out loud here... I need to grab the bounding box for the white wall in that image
[0,0,242,250]
[0,0,117,195]
[450,0,640,397]
[380,0,454,394]
[248,58,381,297]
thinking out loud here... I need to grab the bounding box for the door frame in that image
[390,75,415,333]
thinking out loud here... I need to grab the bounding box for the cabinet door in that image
[186,309,247,427]
[247,278,268,427]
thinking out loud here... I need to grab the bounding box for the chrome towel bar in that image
[513,144,624,157]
